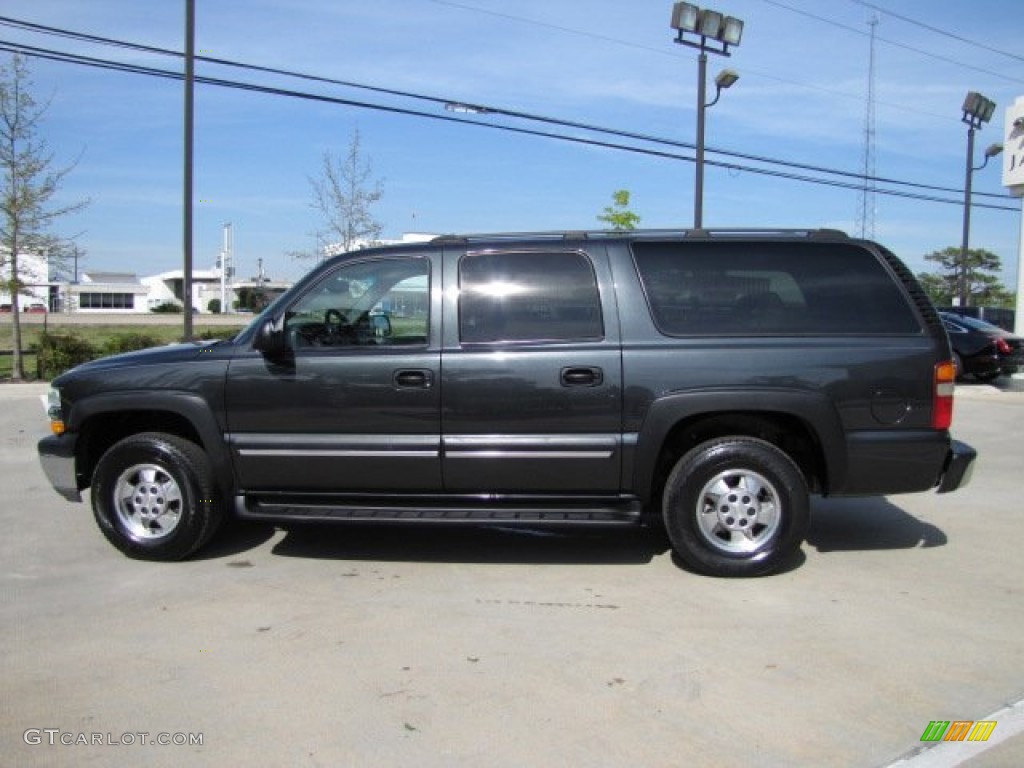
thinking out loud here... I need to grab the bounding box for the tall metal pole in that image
[959,125,976,307]
[183,0,195,339]
[694,49,708,229]
[1016,197,1024,336]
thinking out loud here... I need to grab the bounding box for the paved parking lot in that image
[2,380,1022,767]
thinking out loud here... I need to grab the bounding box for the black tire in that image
[91,432,223,561]
[975,370,1001,383]
[662,437,809,577]
[953,352,964,381]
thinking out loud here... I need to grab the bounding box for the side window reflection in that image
[285,258,430,349]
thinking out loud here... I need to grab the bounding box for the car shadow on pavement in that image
[806,496,947,552]
[268,523,670,566]
[191,519,279,560]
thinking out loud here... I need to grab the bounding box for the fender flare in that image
[69,391,234,500]
[630,388,847,502]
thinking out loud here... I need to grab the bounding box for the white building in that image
[63,271,149,312]
[0,249,50,307]
[141,267,225,313]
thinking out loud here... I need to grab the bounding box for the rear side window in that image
[459,250,603,343]
[632,241,920,336]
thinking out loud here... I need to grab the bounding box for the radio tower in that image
[857,14,879,239]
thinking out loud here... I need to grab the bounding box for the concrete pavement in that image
[1,380,1022,767]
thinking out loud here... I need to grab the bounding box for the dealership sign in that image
[1004,95,1024,196]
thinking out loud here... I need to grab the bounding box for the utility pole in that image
[183,0,195,338]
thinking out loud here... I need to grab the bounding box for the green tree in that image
[297,129,384,261]
[917,246,1013,308]
[1,55,86,379]
[597,189,641,231]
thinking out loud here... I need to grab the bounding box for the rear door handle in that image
[393,369,434,389]
[560,366,603,387]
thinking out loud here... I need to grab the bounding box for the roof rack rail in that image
[430,227,850,244]
[430,230,597,243]
[676,228,850,239]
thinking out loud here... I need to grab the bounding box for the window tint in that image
[459,251,603,343]
[632,241,920,336]
[285,257,429,348]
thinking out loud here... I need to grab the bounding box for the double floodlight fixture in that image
[671,2,743,55]
[962,91,996,129]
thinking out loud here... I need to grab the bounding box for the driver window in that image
[285,257,430,349]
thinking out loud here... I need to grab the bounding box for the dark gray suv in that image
[38,229,975,576]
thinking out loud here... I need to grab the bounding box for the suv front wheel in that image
[663,437,809,577]
[91,432,223,561]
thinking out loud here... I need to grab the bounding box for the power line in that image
[758,0,1024,86]
[426,0,997,124]
[0,35,1017,213]
[847,0,1024,65]
[0,15,1011,204]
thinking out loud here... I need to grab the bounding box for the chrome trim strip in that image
[446,451,614,460]
[239,449,438,458]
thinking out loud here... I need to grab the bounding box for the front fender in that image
[69,391,233,501]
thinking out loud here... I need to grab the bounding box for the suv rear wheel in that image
[91,432,223,561]
[663,437,809,577]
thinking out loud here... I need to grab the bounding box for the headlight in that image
[41,388,65,435]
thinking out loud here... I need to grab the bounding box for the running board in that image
[236,495,644,526]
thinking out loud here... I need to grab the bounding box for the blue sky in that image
[2,0,1023,284]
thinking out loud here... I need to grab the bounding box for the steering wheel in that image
[323,309,350,342]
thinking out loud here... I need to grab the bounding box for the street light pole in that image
[694,49,708,229]
[958,91,998,307]
[959,123,976,307]
[670,3,743,230]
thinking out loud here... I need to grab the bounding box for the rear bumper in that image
[37,434,82,502]
[840,431,975,496]
[937,439,977,493]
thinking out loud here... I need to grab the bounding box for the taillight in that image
[932,361,955,430]
[995,338,1012,356]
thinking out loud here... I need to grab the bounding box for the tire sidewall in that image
[663,438,809,577]
[91,434,215,561]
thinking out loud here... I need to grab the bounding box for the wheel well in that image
[76,410,204,490]
[649,412,826,505]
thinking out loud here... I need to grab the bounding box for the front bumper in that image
[936,439,976,493]
[37,434,82,502]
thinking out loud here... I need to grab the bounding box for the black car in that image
[38,229,976,577]
[939,312,1024,381]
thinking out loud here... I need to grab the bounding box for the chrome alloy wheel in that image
[113,463,184,540]
[695,469,781,554]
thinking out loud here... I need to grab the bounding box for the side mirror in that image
[370,313,392,338]
[252,317,290,360]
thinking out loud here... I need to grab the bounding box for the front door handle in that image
[560,366,603,387]
[393,369,434,389]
